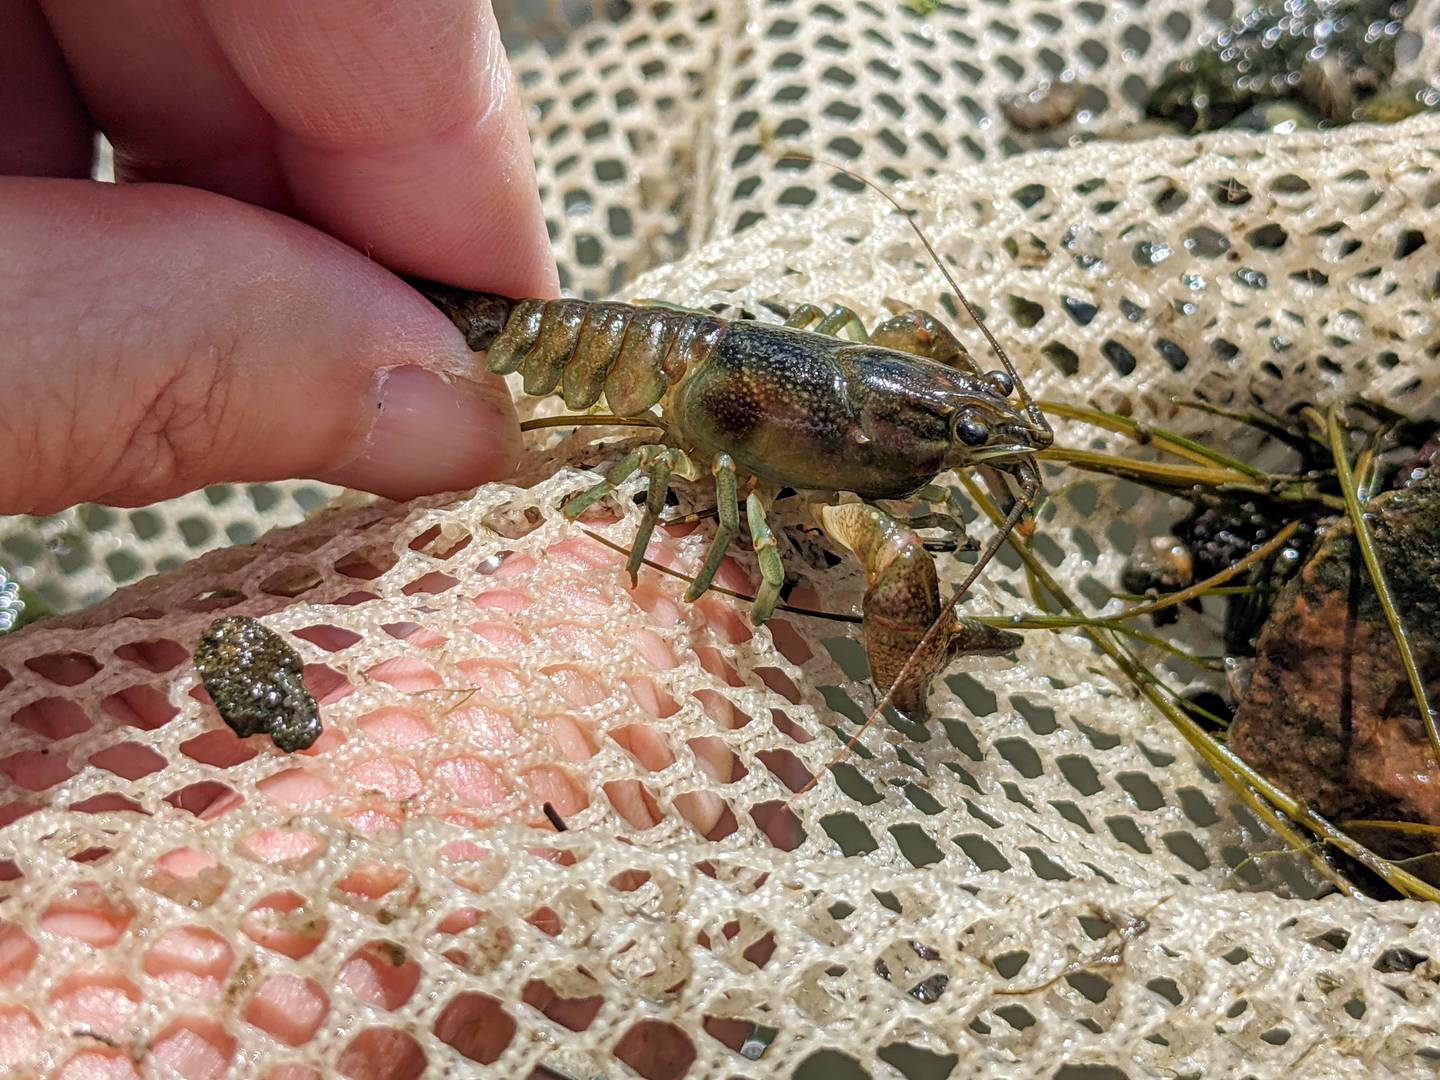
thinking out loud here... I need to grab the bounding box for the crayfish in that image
[411,197,1050,726]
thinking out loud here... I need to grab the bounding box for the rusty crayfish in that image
[411,219,1051,722]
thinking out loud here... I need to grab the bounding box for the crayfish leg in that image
[869,308,984,377]
[976,461,1044,538]
[684,454,740,605]
[746,490,785,625]
[881,492,979,554]
[785,303,869,341]
[628,447,700,585]
[562,445,699,585]
[783,303,826,330]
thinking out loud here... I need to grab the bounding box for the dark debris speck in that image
[910,973,950,1003]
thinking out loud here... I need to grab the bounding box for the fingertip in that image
[315,365,521,500]
[200,0,558,299]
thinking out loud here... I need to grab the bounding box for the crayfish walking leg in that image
[563,443,702,584]
[745,490,786,624]
[562,446,782,623]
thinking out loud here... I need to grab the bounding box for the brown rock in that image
[1229,469,1440,877]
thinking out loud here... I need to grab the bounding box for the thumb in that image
[0,177,522,516]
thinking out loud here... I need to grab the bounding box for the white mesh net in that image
[3,2,1440,1077]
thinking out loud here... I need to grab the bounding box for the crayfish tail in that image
[406,279,516,353]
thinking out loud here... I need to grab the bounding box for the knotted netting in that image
[2,2,1440,1077]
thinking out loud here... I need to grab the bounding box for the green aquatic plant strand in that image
[1326,403,1440,773]
[1173,398,1326,454]
[1040,400,1267,478]
[1042,446,1343,511]
[1114,520,1301,622]
[1341,819,1440,838]
[959,471,1440,902]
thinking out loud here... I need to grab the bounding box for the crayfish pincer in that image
[819,503,1023,720]
[412,265,1051,723]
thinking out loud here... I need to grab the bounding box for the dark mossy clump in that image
[1230,468,1440,880]
[1144,0,1427,132]
[1175,503,1315,654]
[195,615,322,752]
[1118,500,1316,653]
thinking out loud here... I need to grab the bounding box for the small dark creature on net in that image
[410,179,1051,724]
[194,615,322,752]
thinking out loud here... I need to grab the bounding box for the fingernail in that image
[320,366,519,498]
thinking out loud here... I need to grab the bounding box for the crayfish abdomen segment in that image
[490,299,727,414]
[411,282,728,416]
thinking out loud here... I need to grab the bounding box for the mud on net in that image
[2,2,1440,1077]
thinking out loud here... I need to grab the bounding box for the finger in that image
[40,0,555,297]
[38,0,289,207]
[0,1,92,177]
[0,177,519,516]
[198,0,556,297]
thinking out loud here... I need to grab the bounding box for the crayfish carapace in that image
[411,200,1051,727]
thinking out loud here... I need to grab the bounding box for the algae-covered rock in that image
[1230,469,1440,876]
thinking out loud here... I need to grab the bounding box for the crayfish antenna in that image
[775,154,1047,804]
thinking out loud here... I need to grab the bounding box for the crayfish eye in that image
[986,370,1015,396]
[955,414,990,447]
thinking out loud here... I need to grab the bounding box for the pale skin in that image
[0,1,735,1073]
[1,527,791,1077]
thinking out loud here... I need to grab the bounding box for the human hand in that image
[0,514,792,1077]
[0,0,556,517]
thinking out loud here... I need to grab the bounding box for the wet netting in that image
[2,2,1440,1077]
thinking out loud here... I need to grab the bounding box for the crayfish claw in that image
[869,308,983,376]
[819,502,1021,722]
[954,617,1024,657]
